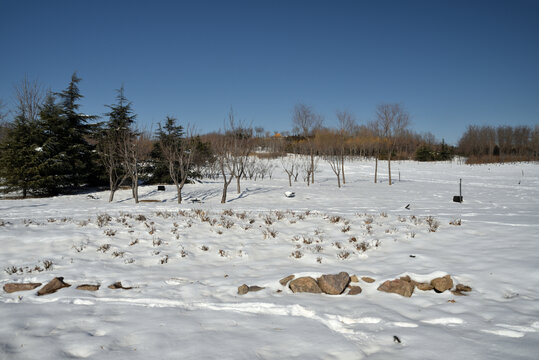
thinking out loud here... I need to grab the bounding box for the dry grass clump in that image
[329,215,341,223]
[262,227,278,239]
[97,244,111,253]
[426,216,440,232]
[96,213,112,227]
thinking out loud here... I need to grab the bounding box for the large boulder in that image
[431,275,453,293]
[3,283,42,293]
[37,277,71,296]
[289,277,322,293]
[318,272,350,295]
[377,278,414,297]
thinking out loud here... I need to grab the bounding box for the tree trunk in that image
[341,150,346,185]
[236,175,241,194]
[310,151,315,184]
[388,152,392,186]
[288,174,292,187]
[23,187,27,199]
[109,188,116,202]
[374,157,378,183]
[133,181,139,203]
[109,171,115,202]
[176,183,182,204]
[221,178,229,204]
[337,174,341,188]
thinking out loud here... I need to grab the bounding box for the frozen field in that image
[1,159,538,359]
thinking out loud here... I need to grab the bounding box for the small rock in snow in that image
[361,276,376,283]
[456,284,472,292]
[318,272,350,295]
[377,279,414,297]
[248,285,265,292]
[108,282,132,290]
[37,277,71,296]
[237,284,249,295]
[3,283,42,293]
[414,282,434,291]
[76,284,100,291]
[431,275,453,293]
[289,277,322,293]
[279,275,295,286]
[348,286,362,295]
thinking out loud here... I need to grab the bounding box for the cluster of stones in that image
[281,272,367,295]
[3,277,133,296]
[237,272,472,297]
[377,274,471,297]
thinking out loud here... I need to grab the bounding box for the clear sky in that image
[1,0,538,144]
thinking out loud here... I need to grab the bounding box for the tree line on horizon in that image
[0,74,537,200]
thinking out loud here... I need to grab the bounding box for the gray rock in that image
[318,272,350,295]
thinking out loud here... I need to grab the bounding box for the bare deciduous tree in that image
[122,131,152,203]
[292,103,322,184]
[158,116,196,204]
[14,75,44,123]
[336,110,356,185]
[98,86,135,202]
[99,132,129,202]
[281,153,299,187]
[375,103,410,185]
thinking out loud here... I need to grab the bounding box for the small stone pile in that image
[237,272,472,298]
[377,274,472,297]
[3,277,132,296]
[282,272,361,296]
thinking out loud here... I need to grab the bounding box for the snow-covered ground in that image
[1,159,538,359]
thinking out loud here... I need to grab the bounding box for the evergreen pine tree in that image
[0,113,43,198]
[39,73,97,194]
[36,93,64,194]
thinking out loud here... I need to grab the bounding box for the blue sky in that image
[1,0,538,144]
